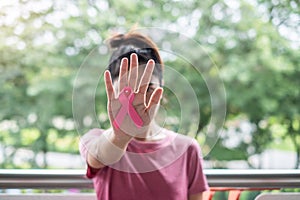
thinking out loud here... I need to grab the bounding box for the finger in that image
[128,53,138,91]
[147,87,163,109]
[119,58,128,94]
[138,59,155,94]
[104,70,115,100]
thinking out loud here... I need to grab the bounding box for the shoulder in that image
[166,129,199,144]
[163,129,202,154]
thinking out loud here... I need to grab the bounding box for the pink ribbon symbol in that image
[113,87,143,130]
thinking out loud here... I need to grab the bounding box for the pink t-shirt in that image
[80,128,209,200]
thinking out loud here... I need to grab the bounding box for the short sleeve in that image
[79,128,104,178]
[86,162,102,178]
[187,139,209,195]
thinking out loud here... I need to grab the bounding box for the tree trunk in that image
[289,132,299,169]
[288,122,299,169]
[295,146,300,169]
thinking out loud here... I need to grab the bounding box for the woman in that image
[80,31,209,200]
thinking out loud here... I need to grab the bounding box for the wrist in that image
[109,129,133,147]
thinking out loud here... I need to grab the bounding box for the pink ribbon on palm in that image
[113,87,143,130]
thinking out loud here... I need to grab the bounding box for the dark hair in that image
[107,32,163,86]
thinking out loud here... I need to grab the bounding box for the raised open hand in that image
[104,53,163,138]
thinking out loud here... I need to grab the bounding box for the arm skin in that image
[87,131,132,169]
[189,193,203,200]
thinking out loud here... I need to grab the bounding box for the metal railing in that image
[0,169,300,189]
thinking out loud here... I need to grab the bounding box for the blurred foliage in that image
[0,0,299,170]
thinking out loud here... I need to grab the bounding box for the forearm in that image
[87,129,132,168]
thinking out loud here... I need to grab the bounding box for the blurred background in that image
[0,0,299,173]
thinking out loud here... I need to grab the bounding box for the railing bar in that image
[0,169,299,189]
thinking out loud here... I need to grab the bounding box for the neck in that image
[134,122,165,141]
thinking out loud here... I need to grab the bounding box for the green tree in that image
[0,0,299,170]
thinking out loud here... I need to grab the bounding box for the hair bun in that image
[109,34,125,49]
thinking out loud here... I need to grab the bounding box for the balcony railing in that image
[0,169,300,189]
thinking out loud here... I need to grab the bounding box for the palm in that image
[104,53,163,137]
